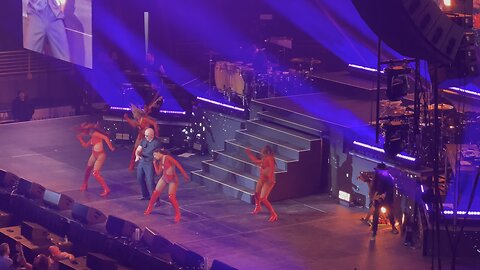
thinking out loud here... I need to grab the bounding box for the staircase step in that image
[201,160,258,190]
[224,139,297,163]
[223,140,295,171]
[235,129,308,159]
[256,110,323,137]
[191,170,254,203]
[246,119,320,149]
[213,149,288,173]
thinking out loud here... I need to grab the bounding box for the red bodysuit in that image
[259,155,275,182]
[246,149,275,183]
[90,133,105,158]
[154,155,188,184]
[161,155,177,183]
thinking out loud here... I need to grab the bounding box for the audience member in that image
[0,243,13,270]
[11,91,35,122]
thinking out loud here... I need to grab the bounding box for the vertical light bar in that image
[144,12,149,54]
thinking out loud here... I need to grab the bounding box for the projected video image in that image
[22,0,93,69]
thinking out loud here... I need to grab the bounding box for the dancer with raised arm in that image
[245,145,278,222]
[124,103,159,171]
[144,148,189,223]
[76,122,115,196]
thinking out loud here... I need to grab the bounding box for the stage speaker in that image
[72,203,106,225]
[35,206,70,237]
[86,252,117,270]
[352,0,464,64]
[171,243,204,269]
[129,248,176,270]
[20,221,49,245]
[43,190,74,211]
[141,227,173,254]
[17,178,45,200]
[0,170,18,190]
[105,215,139,238]
[211,259,239,270]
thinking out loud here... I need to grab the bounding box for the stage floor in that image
[0,115,474,270]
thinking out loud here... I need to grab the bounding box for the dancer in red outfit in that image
[245,145,278,221]
[76,122,115,196]
[144,148,189,223]
[124,103,160,171]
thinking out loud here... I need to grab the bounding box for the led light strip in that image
[110,106,186,114]
[159,110,186,115]
[353,141,416,162]
[443,210,480,216]
[448,87,480,98]
[196,96,245,112]
[348,64,384,73]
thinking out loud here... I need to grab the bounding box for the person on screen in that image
[24,0,70,62]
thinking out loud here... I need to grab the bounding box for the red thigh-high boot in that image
[144,190,161,215]
[261,197,278,222]
[81,166,93,191]
[93,170,110,196]
[252,192,261,214]
[168,194,181,223]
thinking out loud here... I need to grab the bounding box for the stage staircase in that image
[191,100,327,203]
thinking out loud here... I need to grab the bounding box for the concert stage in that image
[0,111,463,270]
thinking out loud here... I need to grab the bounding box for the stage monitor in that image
[21,0,93,68]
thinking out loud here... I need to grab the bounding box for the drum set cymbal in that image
[405,103,454,112]
[427,103,454,111]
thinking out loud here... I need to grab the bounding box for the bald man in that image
[135,128,162,200]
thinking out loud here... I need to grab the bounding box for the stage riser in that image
[245,120,314,150]
[234,132,301,160]
[201,161,257,190]
[193,97,328,204]
[190,172,253,204]
[222,143,290,171]
[256,111,323,137]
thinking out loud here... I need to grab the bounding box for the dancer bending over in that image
[76,122,115,196]
[245,145,278,221]
[144,148,189,223]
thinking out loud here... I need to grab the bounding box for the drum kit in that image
[378,100,461,163]
[212,55,321,105]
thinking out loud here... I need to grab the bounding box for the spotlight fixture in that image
[383,120,407,157]
[384,65,411,101]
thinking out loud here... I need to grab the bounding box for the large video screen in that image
[22,0,92,69]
